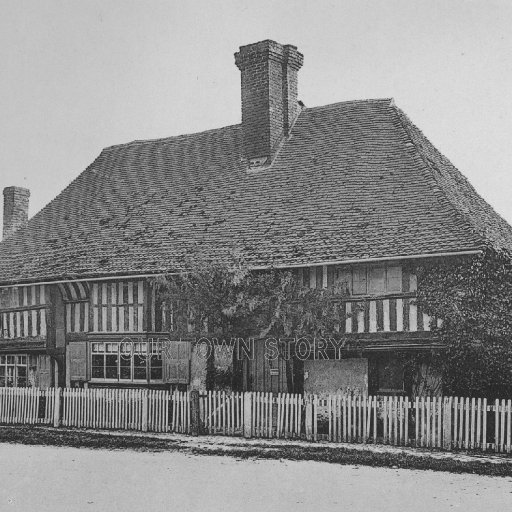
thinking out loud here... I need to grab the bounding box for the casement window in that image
[340,265,402,296]
[91,341,163,382]
[0,355,28,387]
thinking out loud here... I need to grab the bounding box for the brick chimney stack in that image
[235,40,304,167]
[3,186,30,240]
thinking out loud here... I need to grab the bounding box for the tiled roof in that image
[1,98,511,284]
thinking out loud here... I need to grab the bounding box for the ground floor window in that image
[0,355,28,387]
[377,357,404,393]
[91,341,163,383]
[369,355,405,395]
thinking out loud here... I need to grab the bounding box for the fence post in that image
[53,388,61,428]
[305,396,313,441]
[142,390,148,432]
[495,399,500,453]
[243,392,253,438]
[313,395,318,441]
[190,390,200,436]
[443,397,452,450]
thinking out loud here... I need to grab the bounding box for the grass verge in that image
[0,425,511,477]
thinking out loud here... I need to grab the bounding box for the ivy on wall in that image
[155,255,348,390]
[156,256,347,340]
[155,250,512,397]
[415,249,512,398]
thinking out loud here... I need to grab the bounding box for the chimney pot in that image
[3,186,30,240]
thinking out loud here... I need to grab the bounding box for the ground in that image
[1,443,511,512]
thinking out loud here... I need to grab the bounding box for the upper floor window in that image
[336,264,402,296]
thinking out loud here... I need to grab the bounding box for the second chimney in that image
[235,40,304,167]
[3,186,30,240]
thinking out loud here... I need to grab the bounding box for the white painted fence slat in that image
[3,388,512,455]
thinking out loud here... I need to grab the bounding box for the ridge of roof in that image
[101,99,394,154]
[102,123,241,153]
[303,97,394,113]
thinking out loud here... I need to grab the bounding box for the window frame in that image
[0,354,29,388]
[340,264,403,297]
[376,357,405,394]
[90,341,163,383]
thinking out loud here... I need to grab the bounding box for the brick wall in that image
[3,186,30,240]
[235,40,303,165]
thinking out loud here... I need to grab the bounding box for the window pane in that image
[133,354,146,366]
[120,353,131,380]
[91,354,105,379]
[150,355,162,380]
[368,267,386,294]
[105,354,117,365]
[92,354,103,365]
[335,269,351,294]
[91,367,103,378]
[134,354,147,380]
[386,266,402,293]
[352,267,367,295]
[105,367,117,379]
[17,375,27,387]
[105,354,118,379]
[120,366,131,380]
[134,367,146,380]
[6,367,15,387]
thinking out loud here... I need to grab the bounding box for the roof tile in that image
[0,99,508,284]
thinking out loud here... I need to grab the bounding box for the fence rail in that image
[0,387,511,454]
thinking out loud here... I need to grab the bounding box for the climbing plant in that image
[155,255,348,390]
[415,248,512,398]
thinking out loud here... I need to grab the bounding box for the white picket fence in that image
[200,391,244,435]
[61,388,174,432]
[62,388,189,433]
[0,388,511,453]
[320,395,512,452]
[0,387,56,425]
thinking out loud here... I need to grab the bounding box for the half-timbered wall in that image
[65,302,90,333]
[0,285,47,339]
[296,263,437,334]
[90,281,145,333]
[342,296,439,334]
[62,280,146,334]
[60,282,90,334]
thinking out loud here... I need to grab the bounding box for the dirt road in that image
[0,443,511,511]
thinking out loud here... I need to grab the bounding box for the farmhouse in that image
[1,40,511,396]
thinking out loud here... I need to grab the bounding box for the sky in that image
[1,0,511,229]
